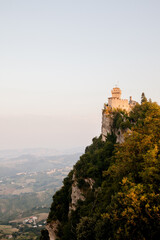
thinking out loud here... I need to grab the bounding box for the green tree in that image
[141,92,147,104]
[40,229,49,240]
[76,217,95,240]
[103,100,160,239]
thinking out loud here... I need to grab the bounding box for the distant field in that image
[37,213,48,221]
[0,224,18,234]
[10,213,48,223]
[0,152,81,223]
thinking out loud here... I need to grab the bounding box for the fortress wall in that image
[108,98,130,111]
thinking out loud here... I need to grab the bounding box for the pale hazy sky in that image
[0,0,160,150]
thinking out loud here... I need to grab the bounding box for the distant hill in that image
[0,152,82,177]
[0,147,84,159]
[0,153,81,223]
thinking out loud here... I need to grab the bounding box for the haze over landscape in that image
[0,0,160,150]
[0,1,160,240]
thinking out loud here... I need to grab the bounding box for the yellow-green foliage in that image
[103,100,160,239]
[42,99,160,240]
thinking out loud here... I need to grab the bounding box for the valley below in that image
[0,150,81,239]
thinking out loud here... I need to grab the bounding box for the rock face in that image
[114,129,125,144]
[101,113,113,141]
[101,112,125,144]
[46,220,60,240]
[69,173,85,215]
[69,174,95,216]
[44,173,95,239]
[84,178,95,189]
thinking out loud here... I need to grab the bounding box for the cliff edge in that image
[40,94,160,240]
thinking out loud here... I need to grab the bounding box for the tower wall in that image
[111,87,122,98]
[108,98,130,112]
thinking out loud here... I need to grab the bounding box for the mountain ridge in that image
[41,96,160,240]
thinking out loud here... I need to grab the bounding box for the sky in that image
[0,0,160,150]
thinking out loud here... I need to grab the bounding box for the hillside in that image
[0,153,81,240]
[41,96,160,240]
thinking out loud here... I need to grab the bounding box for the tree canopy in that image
[41,98,160,240]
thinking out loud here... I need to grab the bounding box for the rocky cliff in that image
[44,170,96,240]
[40,98,160,240]
[101,109,130,143]
[46,220,60,240]
[41,109,130,240]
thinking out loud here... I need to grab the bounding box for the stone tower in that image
[111,87,122,99]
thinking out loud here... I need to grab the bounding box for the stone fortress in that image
[101,86,137,141]
[104,86,137,113]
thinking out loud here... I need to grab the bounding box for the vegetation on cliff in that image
[41,96,160,240]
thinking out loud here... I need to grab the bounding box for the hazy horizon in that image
[0,1,160,150]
